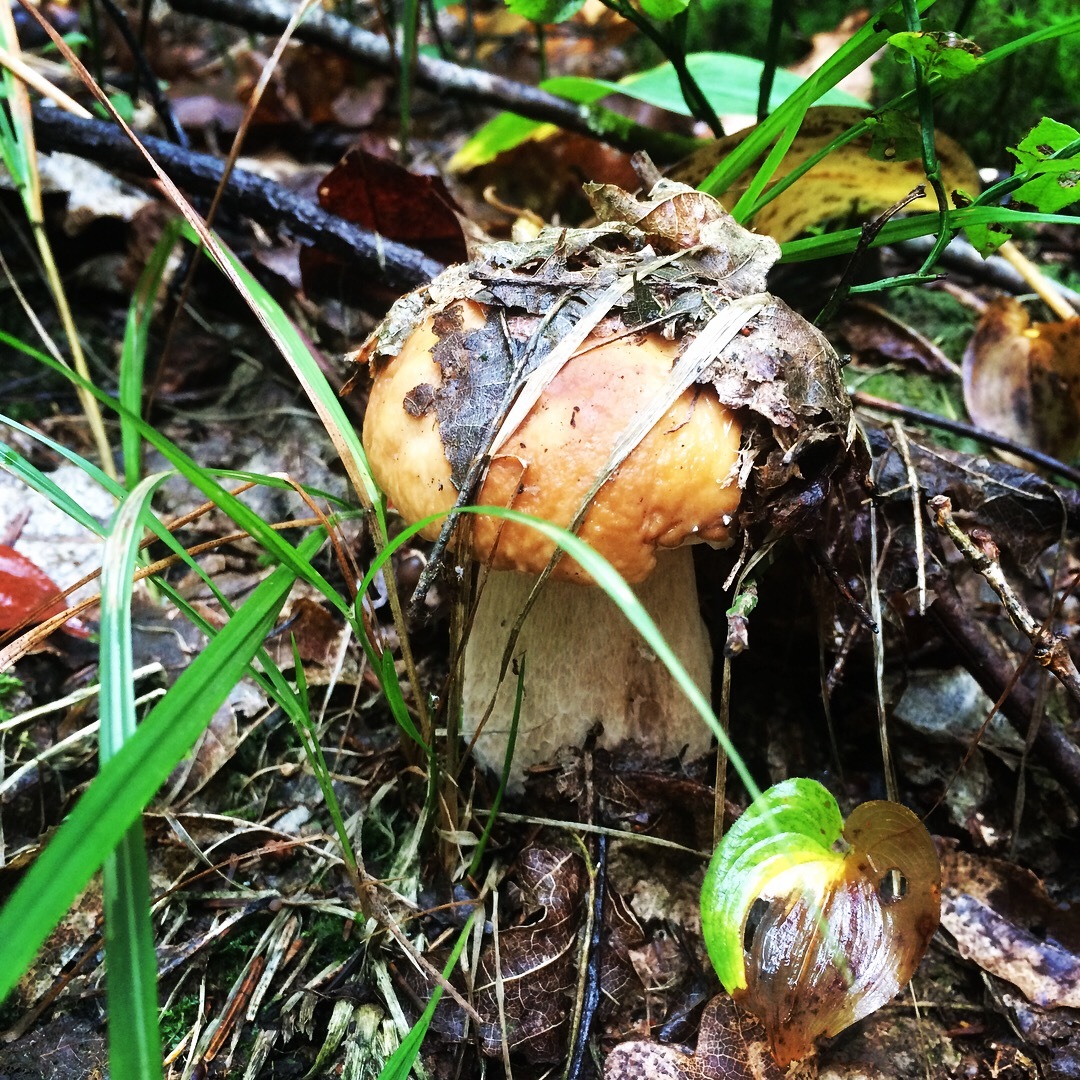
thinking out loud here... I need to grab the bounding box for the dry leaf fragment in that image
[962,296,1080,460]
[939,843,1080,1009]
[604,994,805,1080]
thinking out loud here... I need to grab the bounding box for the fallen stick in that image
[166,0,695,160]
[30,103,445,292]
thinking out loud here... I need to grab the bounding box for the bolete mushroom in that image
[359,167,854,787]
[363,298,742,784]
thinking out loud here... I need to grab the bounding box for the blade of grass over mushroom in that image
[119,220,183,490]
[98,474,171,1080]
[0,529,323,1004]
[377,912,477,1080]
[358,509,763,803]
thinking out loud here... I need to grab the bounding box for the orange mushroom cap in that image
[363,300,744,584]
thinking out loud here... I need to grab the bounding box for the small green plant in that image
[0,672,23,721]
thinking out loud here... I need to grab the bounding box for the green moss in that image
[0,673,24,723]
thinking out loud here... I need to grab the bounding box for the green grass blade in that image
[98,473,171,1079]
[376,911,476,1080]
[119,221,182,490]
[0,530,322,1004]
[697,0,935,200]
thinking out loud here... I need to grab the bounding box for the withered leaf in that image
[963,296,1080,461]
[939,842,1080,1008]
[836,300,958,377]
[604,995,800,1080]
[666,105,979,243]
[475,845,585,1061]
[315,148,468,265]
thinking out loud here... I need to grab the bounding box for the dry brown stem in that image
[929,495,1080,706]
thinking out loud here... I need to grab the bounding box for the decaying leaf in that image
[300,148,468,302]
[605,994,800,1080]
[962,296,1080,460]
[836,300,958,377]
[939,843,1080,1009]
[420,843,643,1063]
[701,779,940,1067]
[667,106,979,242]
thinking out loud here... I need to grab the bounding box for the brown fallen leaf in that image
[604,994,810,1080]
[835,300,959,377]
[938,841,1080,1008]
[962,296,1080,460]
[667,105,979,243]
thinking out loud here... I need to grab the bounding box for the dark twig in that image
[930,496,1080,707]
[568,833,606,1080]
[930,580,1080,803]
[30,104,444,292]
[853,392,1080,488]
[95,0,189,148]
[165,0,696,160]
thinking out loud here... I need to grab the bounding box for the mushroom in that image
[362,297,743,786]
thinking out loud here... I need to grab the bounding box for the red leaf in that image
[315,148,468,266]
[0,545,90,638]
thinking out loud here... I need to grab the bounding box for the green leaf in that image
[700,778,843,994]
[505,0,585,22]
[638,0,689,21]
[1009,117,1080,213]
[621,53,865,118]
[965,220,1012,257]
[700,780,940,1067]
[866,110,922,163]
[888,30,984,78]
[1009,116,1080,170]
[451,56,864,170]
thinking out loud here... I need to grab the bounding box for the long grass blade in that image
[0,530,323,1003]
[98,474,170,1079]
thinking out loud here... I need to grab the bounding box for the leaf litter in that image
[3,4,1080,1078]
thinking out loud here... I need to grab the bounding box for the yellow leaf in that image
[669,106,979,243]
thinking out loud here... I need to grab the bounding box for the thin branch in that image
[929,495,1080,706]
[853,392,1080,488]
[30,104,444,292]
[166,0,694,159]
[930,580,1080,803]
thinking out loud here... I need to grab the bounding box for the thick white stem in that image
[462,547,713,787]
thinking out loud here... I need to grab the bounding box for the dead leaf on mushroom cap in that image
[962,296,1080,461]
[360,168,855,549]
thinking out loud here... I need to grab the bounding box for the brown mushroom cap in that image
[363,299,744,584]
